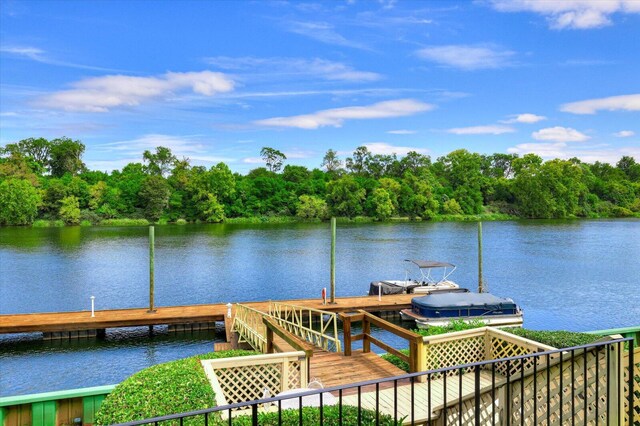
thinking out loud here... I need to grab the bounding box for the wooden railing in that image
[269,302,341,352]
[232,304,267,353]
[623,346,639,425]
[340,310,424,373]
[263,316,315,358]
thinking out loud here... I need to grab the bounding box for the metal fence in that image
[114,338,636,426]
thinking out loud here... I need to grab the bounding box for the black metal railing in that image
[115,338,636,426]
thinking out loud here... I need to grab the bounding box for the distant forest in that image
[1,137,639,226]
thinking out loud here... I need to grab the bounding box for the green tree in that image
[193,191,224,222]
[49,137,86,177]
[369,188,394,220]
[326,176,366,217]
[139,176,171,221]
[296,195,328,219]
[321,149,342,172]
[143,146,177,176]
[436,149,484,214]
[345,146,370,175]
[442,199,464,215]
[378,178,401,211]
[0,179,41,225]
[260,147,287,173]
[59,195,81,224]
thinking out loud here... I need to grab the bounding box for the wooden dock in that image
[0,294,414,334]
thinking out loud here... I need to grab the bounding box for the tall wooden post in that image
[478,221,484,293]
[330,217,336,304]
[148,226,156,313]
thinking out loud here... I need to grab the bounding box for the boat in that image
[368,260,461,295]
[399,291,523,328]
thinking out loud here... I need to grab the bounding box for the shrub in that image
[59,195,81,224]
[100,218,149,226]
[176,218,188,225]
[232,405,401,425]
[80,220,92,227]
[95,350,257,426]
[503,328,599,348]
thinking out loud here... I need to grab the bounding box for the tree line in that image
[0,137,639,226]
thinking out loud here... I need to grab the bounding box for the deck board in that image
[0,294,414,334]
[339,370,498,425]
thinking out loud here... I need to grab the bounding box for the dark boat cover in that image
[412,292,517,310]
[369,281,414,296]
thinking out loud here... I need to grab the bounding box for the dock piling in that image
[330,217,336,304]
[148,226,156,313]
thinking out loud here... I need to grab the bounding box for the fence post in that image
[342,314,352,356]
[266,324,274,354]
[362,315,371,353]
[607,339,622,426]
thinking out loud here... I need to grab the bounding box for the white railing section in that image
[269,302,342,352]
[232,304,267,353]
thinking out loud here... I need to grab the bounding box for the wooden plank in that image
[0,294,415,334]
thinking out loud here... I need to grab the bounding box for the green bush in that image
[99,218,149,226]
[95,350,256,426]
[176,218,188,225]
[80,220,92,227]
[503,328,600,348]
[232,405,402,425]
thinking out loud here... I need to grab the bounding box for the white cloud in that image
[243,157,265,164]
[416,45,515,70]
[286,21,370,50]
[93,134,235,170]
[502,113,547,123]
[1,45,123,72]
[205,56,381,82]
[447,125,515,135]
[560,94,640,114]
[37,71,235,112]
[532,126,590,142]
[387,129,416,135]
[255,99,434,129]
[490,0,640,30]
[614,130,635,137]
[508,143,640,164]
[362,142,428,156]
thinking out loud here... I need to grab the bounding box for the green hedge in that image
[504,328,599,348]
[95,350,256,426]
[231,405,401,425]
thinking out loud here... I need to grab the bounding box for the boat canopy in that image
[412,292,517,310]
[405,260,455,269]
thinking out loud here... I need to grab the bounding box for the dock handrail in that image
[268,302,342,352]
[262,316,315,358]
[232,304,267,353]
[340,310,423,373]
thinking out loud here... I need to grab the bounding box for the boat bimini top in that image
[404,260,457,285]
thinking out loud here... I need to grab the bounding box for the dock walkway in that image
[0,294,414,334]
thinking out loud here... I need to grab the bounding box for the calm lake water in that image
[1,219,639,396]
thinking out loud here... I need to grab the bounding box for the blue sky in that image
[1,0,639,173]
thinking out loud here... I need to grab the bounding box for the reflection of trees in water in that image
[0,327,220,356]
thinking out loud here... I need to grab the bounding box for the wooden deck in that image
[310,349,407,388]
[339,370,499,425]
[0,294,414,334]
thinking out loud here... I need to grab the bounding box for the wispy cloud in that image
[490,0,640,30]
[416,44,515,70]
[255,99,434,129]
[37,71,235,112]
[286,21,370,50]
[614,130,635,138]
[447,125,515,135]
[205,56,381,82]
[91,134,235,171]
[502,113,547,124]
[362,142,428,156]
[560,94,640,114]
[386,129,416,135]
[508,143,640,164]
[532,126,590,143]
[1,45,124,72]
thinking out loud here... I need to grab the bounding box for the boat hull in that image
[399,308,523,328]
